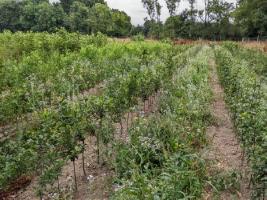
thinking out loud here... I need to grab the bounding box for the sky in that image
[106,0,237,25]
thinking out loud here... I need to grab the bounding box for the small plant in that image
[210,170,241,193]
[131,34,145,42]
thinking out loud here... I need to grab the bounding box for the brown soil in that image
[0,176,32,200]
[203,59,251,199]
[9,92,161,200]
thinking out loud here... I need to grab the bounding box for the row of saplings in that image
[0,49,176,199]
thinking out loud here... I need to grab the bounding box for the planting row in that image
[112,46,213,199]
[0,42,188,198]
[215,44,267,199]
[0,33,173,125]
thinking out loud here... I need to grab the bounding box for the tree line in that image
[0,0,266,40]
[0,0,132,37]
[139,0,267,40]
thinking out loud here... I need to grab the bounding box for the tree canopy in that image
[0,0,132,37]
[0,0,266,40]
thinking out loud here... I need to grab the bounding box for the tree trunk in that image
[73,160,78,191]
[82,140,86,177]
[120,119,123,135]
[143,101,146,113]
[57,175,60,192]
[97,132,100,164]
[126,112,130,132]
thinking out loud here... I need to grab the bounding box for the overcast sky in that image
[106,0,237,25]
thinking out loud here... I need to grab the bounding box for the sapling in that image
[89,96,107,164]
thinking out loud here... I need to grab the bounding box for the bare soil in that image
[203,59,251,199]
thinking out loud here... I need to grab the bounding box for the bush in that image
[131,34,145,42]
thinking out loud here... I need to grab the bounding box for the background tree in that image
[155,0,161,23]
[165,0,180,16]
[0,0,23,31]
[0,0,266,40]
[142,0,156,20]
[89,3,113,34]
[67,1,90,33]
[207,0,234,40]
[164,15,186,38]
[79,0,105,8]
[60,0,105,13]
[110,9,132,37]
[19,0,65,32]
[234,0,267,37]
[142,0,163,38]
[60,0,74,13]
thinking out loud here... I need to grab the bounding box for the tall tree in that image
[78,0,105,8]
[155,0,161,23]
[60,0,105,13]
[141,0,156,20]
[207,0,234,39]
[234,0,267,37]
[0,0,23,31]
[165,0,180,16]
[111,9,132,37]
[20,0,65,32]
[67,1,90,33]
[188,0,197,21]
[60,0,74,13]
[203,0,209,24]
[142,0,163,38]
[89,3,113,34]
[164,15,186,38]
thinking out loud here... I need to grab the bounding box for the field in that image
[240,41,267,53]
[0,32,266,200]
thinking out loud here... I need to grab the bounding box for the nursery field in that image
[0,32,266,200]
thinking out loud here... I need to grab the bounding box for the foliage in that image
[234,0,267,37]
[131,34,145,42]
[112,46,213,199]
[0,0,131,37]
[210,170,241,193]
[0,0,266,40]
[215,43,267,199]
[0,34,178,197]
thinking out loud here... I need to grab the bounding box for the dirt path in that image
[203,58,250,199]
